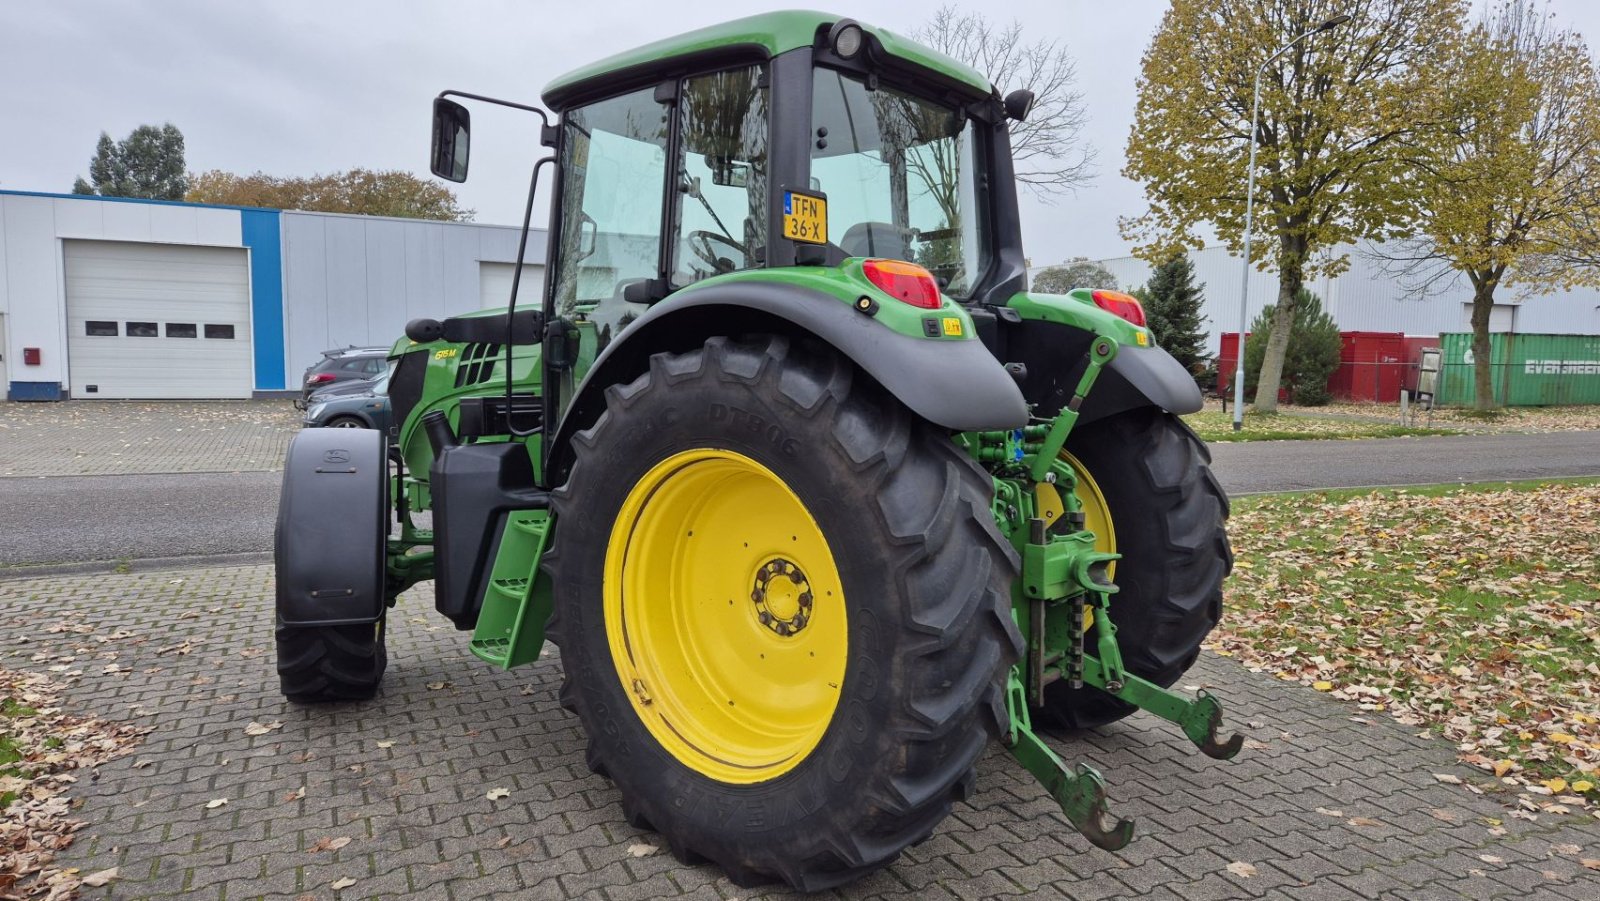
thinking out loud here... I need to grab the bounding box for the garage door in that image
[478,261,545,310]
[65,240,252,399]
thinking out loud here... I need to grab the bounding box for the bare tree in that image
[916,5,1095,196]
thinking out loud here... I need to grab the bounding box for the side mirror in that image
[1004,89,1036,122]
[431,98,471,182]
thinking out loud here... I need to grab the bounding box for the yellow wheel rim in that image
[603,448,847,784]
[1059,450,1116,592]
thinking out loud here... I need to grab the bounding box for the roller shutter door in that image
[65,240,252,399]
[478,261,545,310]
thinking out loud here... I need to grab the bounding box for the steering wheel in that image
[687,229,747,273]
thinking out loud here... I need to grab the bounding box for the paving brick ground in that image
[0,401,298,477]
[2,567,1597,900]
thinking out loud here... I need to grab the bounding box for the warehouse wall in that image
[1056,244,1600,353]
[280,211,548,382]
[0,191,253,399]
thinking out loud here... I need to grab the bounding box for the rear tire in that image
[545,335,1021,891]
[1038,407,1231,729]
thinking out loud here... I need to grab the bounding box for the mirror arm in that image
[437,89,553,128]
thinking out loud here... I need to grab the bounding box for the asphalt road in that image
[0,471,281,570]
[1211,429,1600,495]
[2,430,1597,570]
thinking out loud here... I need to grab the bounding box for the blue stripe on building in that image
[240,209,286,390]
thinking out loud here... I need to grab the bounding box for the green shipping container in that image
[1436,332,1600,406]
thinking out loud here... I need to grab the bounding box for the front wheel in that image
[1038,407,1232,729]
[545,336,1021,891]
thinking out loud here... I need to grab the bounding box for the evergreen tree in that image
[72,124,188,200]
[1242,289,1342,406]
[1136,253,1209,376]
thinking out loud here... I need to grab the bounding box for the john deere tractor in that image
[274,11,1237,891]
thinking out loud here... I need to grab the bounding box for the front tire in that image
[1039,407,1231,729]
[546,336,1021,891]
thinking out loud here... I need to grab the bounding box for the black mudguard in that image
[548,282,1029,480]
[989,315,1202,424]
[275,428,388,628]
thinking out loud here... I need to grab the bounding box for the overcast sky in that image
[4,1,1598,268]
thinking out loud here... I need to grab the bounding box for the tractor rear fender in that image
[275,427,388,629]
[547,281,1028,482]
[985,313,1203,424]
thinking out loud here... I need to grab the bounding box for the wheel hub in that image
[751,558,814,636]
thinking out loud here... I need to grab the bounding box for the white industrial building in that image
[1044,245,1600,352]
[7,189,1596,402]
[0,190,545,401]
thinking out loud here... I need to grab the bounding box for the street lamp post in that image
[1232,13,1352,431]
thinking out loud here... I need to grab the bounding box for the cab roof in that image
[541,10,992,110]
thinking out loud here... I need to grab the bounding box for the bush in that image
[1243,290,1342,406]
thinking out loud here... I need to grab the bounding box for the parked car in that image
[303,371,392,434]
[297,346,390,409]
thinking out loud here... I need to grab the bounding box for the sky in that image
[3,1,1598,269]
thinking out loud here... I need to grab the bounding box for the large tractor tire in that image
[274,428,390,703]
[546,335,1021,891]
[1039,407,1231,729]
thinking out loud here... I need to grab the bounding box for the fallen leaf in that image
[1494,759,1516,777]
[310,836,353,853]
[1225,861,1258,878]
[1544,778,1568,794]
[131,759,153,770]
[81,868,119,887]
[1348,816,1384,828]
[496,836,513,849]
[426,681,450,691]
[1572,780,1595,793]
[486,788,511,801]
[1581,858,1600,871]
[1479,854,1505,865]
[206,798,228,809]
[627,842,659,858]
[1314,807,1345,818]
[376,740,395,749]
[284,786,307,802]
[331,876,357,890]
[243,721,283,736]
[1312,681,1334,692]
[1550,843,1582,856]
[1434,774,1463,785]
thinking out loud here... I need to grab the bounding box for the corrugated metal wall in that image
[1038,243,1600,354]
[280,212,548,381]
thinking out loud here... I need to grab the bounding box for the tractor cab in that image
[428,11,1035,368]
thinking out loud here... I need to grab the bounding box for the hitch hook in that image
[1182,689,1245,760]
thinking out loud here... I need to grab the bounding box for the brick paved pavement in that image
[2,566,1597,900]
[0,401,297,477]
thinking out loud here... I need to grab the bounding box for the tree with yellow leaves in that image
[1376,0,1600,410]
[1123,0,1462,412]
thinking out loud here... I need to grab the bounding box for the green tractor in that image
[274,10,1237,891]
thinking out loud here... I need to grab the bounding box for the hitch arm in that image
[1004,672,1135,851]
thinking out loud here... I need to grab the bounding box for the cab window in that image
[552,87,670,322]
[671,65,769,285]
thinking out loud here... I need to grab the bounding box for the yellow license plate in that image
[783,191,827,245]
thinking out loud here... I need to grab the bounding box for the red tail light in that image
[862,259,941,309]
[307,373,337,385]
[1091,290,1146,327]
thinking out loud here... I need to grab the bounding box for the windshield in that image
[810,69,987,296]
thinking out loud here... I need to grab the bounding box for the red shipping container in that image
[1220,331,1440,404]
